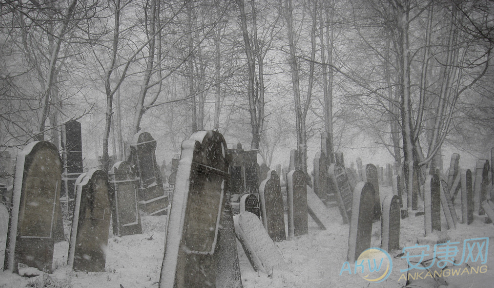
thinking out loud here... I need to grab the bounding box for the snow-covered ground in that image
[1,185,494,288]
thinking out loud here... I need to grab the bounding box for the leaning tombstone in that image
[329,164,353,224]
[0,203,8,270]
[347,182,375,262]
[447,154,460,199]
[160,131,237,288]
[424,174,441,236]
[287,169,308,238]
[4,141,63,273]
[240,193,260,218]
[109,161,142,236]
[439,179,457,230]
[461,169,474,224]
[381,195,400,251]
[233,212,285,275]
[473,159,486,215]
[68,170,111,272]
[306,185,333,229]
[130,131,168,215]
[259,170,286,242]
[366,164,381,220]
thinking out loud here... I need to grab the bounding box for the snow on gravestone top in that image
[461,169,474,225]
[109,161,142,236]
[287,169,308,238]
[233,212,285,274]
[160,130,229,288]
[259,170,286,242]
[347,182,375,262]
[6,141,63,273]
[0,203,8,270]
[329,164,352,224]
[68,169,111,272]
[240,193,260,218]
[381,194,400,252]
[366,164,381,221]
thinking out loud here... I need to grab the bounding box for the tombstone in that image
[240,193,260,218]
[313,152,328,201]
[479,161,490,216]
[130,131,167,215]
[109,161,142,236]
[4,141,63,273]
[68,170,111,272]
[61,120,84,218]
[365,164,381,220]
[306,186,333,229]
[460,169,474,224]
[228,145,259,195]
[439,179,457,230]
[424,174,441,236]
[168,157,180,186]
[334,152,344,167]
[329,164,353,224]
[481,200,494,224]
[161,131,236,287]
[286,169,308,238]
[233,212,285,274]
[473,160,486,215]
[381,195,400,251]
[0,203,8,271]
[447,154,460,198]
[347,182,375,262]
[356,158,364,182]
[259,170,286,242]
[259,163,270,185]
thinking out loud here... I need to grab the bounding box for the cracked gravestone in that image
[259,170,286,242]
[287,169,308,238]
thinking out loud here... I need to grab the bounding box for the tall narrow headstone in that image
[289,149,298,171]
[61,120,83,218]
[287,169,308,238]
[109,161,142,236]
[240,194,260,218]
[0,203,8,271]
[447,154,460,195]
[329,164,353,224]
[313,152,328,201]
[160,131,233,288]
[381,195,400,251]
[424,174,441,236]
[473,160,486,215]
[5,141,63,273]
[439,179,457,230]
[366,164,381,220]
[334,152,344,167]
[461,169,474,224]
[259,170,286,242]
[479,161,490,216]
[347,182,374,262]
[68,170,111,272]
[130,131,167,215]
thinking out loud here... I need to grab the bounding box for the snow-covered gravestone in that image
[240,193,260,218]
[365,164,381,221]
[0,203,8,270]
[381,195,400,252]
[109,161,142,236]
[439,179,457,230]
[68,170,111,272]
[424,174,441,236]
[329,164,353,224]
[161,131,241,288]
[287,169,308,238]
[460,169,474,224]
[347,182,374,262]
[61,120,83,219]
[259,170,286,242]
[5,141,63,273]
[313,152,328,201]
[233,212,285,274]
[130,131,167,215]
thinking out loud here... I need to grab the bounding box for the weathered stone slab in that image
[233,212,285,274]
[313,152,328,201]
[0,203,8,271]
[229,166,243,195]
[68,170,111,272]
[447,154,460,199]
[5,141,63,273]
[240,194,260,218]
[306,186,332,230]
[473,159,487,215]
[439,179,457,230]
[329,164,352,224]
[347,182,374,262]
[287,170,308,238]
[460,169,474,224]
[109,161,142,236]
[424,174,441,236]
[61,120,83,218]
[259,170,286,242]
[381,195,400,251]
[366,164,381,220]
[160,131,230,288]
[228,146,259,195]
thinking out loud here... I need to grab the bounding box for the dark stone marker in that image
[5,141,63,273]
[161,131,237,288]
[447,154,460,198]
[109,161,142,236]
[289,149,298,171]
[366,164,381,220]
[321,132,334,164]
[130,131,167,215]
[473,159,485,215]
[334,152,345,167]
[168,157,180,186]
[461,169,474,224]
[424,174,441,236]
[61,120,83,218]
[313,152,328,201]
[68,170,111,272]
[228,146,259,195]
[381,195,400,251]
[1,203,8,270]
[439,179,457,230]
[229,166,243,194]
[259,170,286,242]
[356,158,363,182]
[287,170,308,238]
[240,194,260,218]
[329,164,353,224]
[347,182,375,262]
[479,160,490,216]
